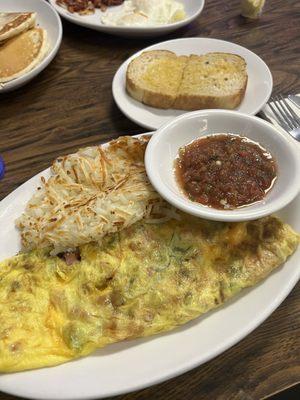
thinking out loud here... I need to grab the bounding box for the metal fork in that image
[267,95,300,141]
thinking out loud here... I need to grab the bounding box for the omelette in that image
[0,213,298,372]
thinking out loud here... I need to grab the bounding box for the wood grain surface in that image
[0,0,299,399]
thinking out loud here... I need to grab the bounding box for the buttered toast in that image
[126,50,188,109]
[126,51,248,110]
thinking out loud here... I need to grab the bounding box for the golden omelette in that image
[0,213,298,372]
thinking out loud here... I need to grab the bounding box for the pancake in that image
[0,213,298,372]
[0,12,36,42]
[0,27,48,83]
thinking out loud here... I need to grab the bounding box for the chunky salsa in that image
[175,134,277,210]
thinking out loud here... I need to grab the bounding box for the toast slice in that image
[126,51,248,111]
[126,50,188,109]
[0,27,48,83]
[174,53,248,110]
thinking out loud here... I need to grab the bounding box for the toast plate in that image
[0,0,62,93]
[112,38,273,130]
[0,135,299,400]
[49,0,205,38]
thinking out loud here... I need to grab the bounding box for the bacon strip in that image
[56,0,124,14]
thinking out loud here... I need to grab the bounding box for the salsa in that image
[175,134,277,210]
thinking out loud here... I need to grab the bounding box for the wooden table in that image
[0,0,299,398]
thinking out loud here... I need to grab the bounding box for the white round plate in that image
[0,0,62,93]
[49,0,205,38]
[0,135,299,400]
[112,37,273,130]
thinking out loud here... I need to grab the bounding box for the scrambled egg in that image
[0,214,298,372]
[101,0,186,27]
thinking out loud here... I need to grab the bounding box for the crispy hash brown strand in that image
[0,214,299,372]
[16,136,176,254]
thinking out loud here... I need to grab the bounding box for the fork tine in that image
[275,95,298,129]
[279,94,300,126]
[269,97,290,129]
[275,95,297,128]
[271,96,294,129]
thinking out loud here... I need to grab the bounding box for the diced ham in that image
[59,249,81,265]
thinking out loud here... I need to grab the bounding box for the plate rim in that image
[0,134,299,400]
[112,37,273,130]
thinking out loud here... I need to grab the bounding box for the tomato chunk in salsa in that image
[175,134,277,210]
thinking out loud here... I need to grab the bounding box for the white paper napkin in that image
[260,94,300,143]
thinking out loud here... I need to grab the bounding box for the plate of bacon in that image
[49,0,205,37]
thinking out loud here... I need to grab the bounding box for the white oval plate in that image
[49,0,204,38]
[0,0,62,93]
[112,38,273,130]
[0,135,299,400]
